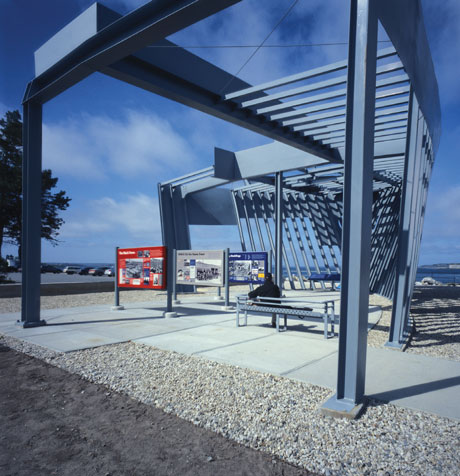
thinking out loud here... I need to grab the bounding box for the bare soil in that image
[0,344,316,476]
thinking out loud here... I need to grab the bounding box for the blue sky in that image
[0,0,459,265]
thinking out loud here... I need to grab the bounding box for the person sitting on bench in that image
[248,273,281,328]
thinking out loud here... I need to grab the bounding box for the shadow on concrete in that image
[45,315,165,326]
[368,375,460,404]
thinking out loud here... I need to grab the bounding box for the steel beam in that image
[322,0,378,416]
[25,0,242,104]
[101,45,338,162]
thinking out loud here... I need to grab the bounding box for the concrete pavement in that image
[0,294,458,421]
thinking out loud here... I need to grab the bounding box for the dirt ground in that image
[0,344,316,476]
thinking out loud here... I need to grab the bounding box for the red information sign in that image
[117,246,166,290]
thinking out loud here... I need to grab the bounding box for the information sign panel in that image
[117,246,166,289]
[176,250,224,286]
[229,251,268,284]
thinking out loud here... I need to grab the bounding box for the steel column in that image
[322,0,378,415]
[275,172,283,289]
[21,101,45,327]
[400,113,425,339]
[387,91,420,347]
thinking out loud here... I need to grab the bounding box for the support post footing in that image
[17,319,47,328]
[320,394,366,420]
[164,311,177,318]
[111,305,125,311]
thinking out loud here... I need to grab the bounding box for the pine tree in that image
[0,110,71,260]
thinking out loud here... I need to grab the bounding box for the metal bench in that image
[236,295,337,339]
[308,272,341,290]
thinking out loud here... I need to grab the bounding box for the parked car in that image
[104,268,115,277]
[89,267,110,276]
[40,264,62,274]
[63,266,82,275]
[79,267,92,275]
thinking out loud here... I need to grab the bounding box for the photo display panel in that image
[229,252,268,284]
[176,250,224,287]
[117,246,166,289]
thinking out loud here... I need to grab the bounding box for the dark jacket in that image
[248,280,281,300]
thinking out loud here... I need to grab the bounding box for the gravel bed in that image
[366,287,460,361]
[367,294,393,348]
[406,286,460,361]
[1,334,459,476]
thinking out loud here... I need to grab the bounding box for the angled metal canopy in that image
[22,0,440,418]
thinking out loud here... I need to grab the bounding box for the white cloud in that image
[61,193,161,240]
[43,110,194,181]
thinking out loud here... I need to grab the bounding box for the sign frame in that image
[228,251,268,284]
[176,250,225,287]
[117,246,167,290]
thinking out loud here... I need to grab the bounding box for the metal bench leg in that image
[330,302,335,337]
[276,314,280,332]
[236,307,239,327]
[331,303,335,336]
[330,306,334,337]
[244,309,248,326]
[284,314,287,330]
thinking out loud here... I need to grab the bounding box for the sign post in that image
[172,249,180,305]
[112,246,125,310]
[165,247,176,317]
[224,248,230,309]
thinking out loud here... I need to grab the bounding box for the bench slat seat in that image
[236,295,337,338]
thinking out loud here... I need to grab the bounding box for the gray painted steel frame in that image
[21,0,440,417]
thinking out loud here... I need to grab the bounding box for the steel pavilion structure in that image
[21,0,440,416]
